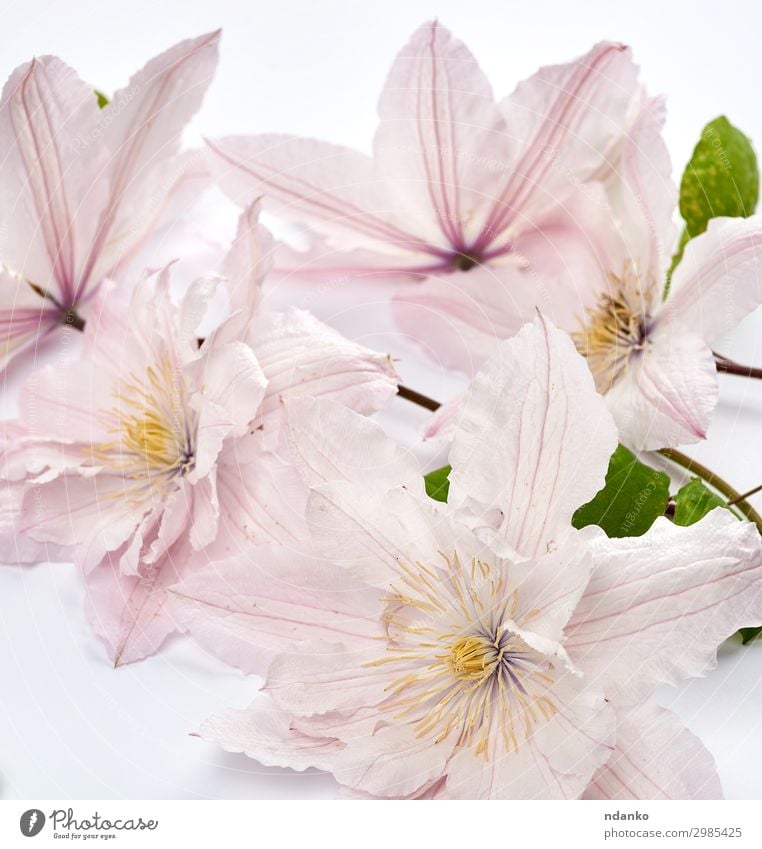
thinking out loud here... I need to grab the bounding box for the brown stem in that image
[714,352,762,380]
[659,448,762,534]
[728,482,762,506]
[397,384,442,412]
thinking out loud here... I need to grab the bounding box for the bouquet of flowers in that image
[2,21,762,800]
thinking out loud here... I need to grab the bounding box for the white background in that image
[1,0,762,800]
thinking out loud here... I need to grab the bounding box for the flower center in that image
[448,634,501,680]
[122,410,190,473]
[92,352,196,494]
[572,264,654,393]
[371,552,557,758]
[452,251,481,271]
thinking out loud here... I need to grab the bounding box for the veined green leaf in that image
[572,445,670,537]
[667,116,758,291]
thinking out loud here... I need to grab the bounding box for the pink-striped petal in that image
[566,511,762,702]
[306,482,443,587]
[206,133,428,257]
[478,41,638,249]
[372,20,506,251]
[264,639,388,715]
[169,546,384,675]
[249,308,398,423]
[605,327,718,450]
[442,673,614,799]
[220,200,272,327]
[84,535,198,666]
[206,439,310,555]
[584,702,723,800]
[0,272,63,371]
[83,32,220,288]
[198,698,344,772]
[606,96,677,283]
[660,215,762,343]
[391,266,527,376]
[188,340,267,481]
[0,56,108,305]
[448,316,617,557]
[284,397,422,492]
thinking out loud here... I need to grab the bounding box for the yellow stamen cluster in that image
[448,635,501,681]
[91,352,195,496]
[572,264,655,393]
[367,552,557,759]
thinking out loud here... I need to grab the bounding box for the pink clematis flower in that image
[0,32,220,371]
[173,317,762,798]
[205,22,638,288]
[568,99,762,449]
[415,97,762,450]
[1,204,399,664]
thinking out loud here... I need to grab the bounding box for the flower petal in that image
[0,273,62,371]
[584,702,722,800]
[169,546,384,675]
[188,339,267,481]
[206,134,426,256]
[0,56,107,302]
[285,397,422,492]
[19,470,149,573]
[448,316,617,557]
[442,673,614,799]
[661,215,762,342]
[372,20,506,250]
[566,511,762,702]
[391,266,528,376]
[199,697,344,772]
[83,32,220,288]
[272,232,423,281]
[606,96,677,283]
[206,439,310,554]
[331,722,454,798]
[478,41,638,247]
[219,200,272,332]
[605,328,718,450]
[307,482,442,587]
[421,393,462,442]
[264,639,388,715]
[84,537,197,666]
[0,475,70,564]
[249,308,398,424]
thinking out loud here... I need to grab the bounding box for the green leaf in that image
[95,89,109,109]
[680,116,759,234]
[671,477,729,526]
[424,464,451,503]
[739,627,761,645]
[572,445,670,537]
[668,116,758,287]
